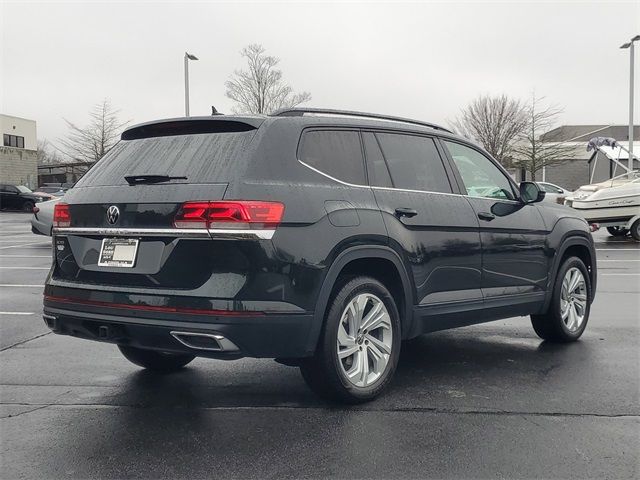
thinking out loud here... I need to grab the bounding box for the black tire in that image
[531,256,591,342]
[630,219,640,242]
[606,226,629,237]
[118,345,195,372]
[300,276,401,404]
[22,201,35,212]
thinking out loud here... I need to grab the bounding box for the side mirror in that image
[519,182,545,204]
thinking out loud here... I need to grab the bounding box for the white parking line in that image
[0,240,50,243]
[0,267,49,270]
[0,312,34,315]
[0,243,50,250]
[601,273,640,276]
[599,260,640,262]
[596,248,639,251]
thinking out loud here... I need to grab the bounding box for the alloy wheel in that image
[560,267,588,332]
[336,293,393,387]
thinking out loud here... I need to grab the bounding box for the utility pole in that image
[184,52,198,117]
[620,36,640,156]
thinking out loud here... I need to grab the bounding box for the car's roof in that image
[122,111,467,142]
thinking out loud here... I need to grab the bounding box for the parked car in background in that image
[538,182,572,204]
[43,109,597,403]
[31,197,62,236]
[0,184,53,211]
[38,186,68,197]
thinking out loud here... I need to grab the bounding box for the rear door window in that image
[298,130,366,185]
[75,131,257,187]
[375,133,452,193]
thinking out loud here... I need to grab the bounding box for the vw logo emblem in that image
[106,205,120,225]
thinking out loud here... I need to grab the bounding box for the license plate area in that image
[98,238,139,268]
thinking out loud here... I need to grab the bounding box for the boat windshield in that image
[609,170,640,183]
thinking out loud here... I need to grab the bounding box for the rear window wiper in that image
[124,175,188,185]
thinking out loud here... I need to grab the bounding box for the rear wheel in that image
[300,276,401,403]
[606,226,629,237]
[118,345,195,372]
[531,256,591,342]
[630,219,640,241]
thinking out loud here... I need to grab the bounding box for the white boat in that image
[564,137,640,240]
[564,171,640,223]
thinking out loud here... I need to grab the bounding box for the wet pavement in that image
[1,212,638,479]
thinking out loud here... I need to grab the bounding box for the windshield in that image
[16,186,32,193]
[611,170,640,181]
[75,131,257,187]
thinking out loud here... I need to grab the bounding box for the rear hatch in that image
[51,118,266,291]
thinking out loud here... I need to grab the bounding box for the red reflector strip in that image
[44,295,264,317]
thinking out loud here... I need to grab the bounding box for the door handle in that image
[395,207,418,218]
[477,212,496,221]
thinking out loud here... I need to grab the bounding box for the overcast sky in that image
[2,0,639,144]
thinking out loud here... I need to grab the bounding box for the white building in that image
[0,114,38,188]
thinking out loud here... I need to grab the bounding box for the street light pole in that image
[184,52,198,117]
[620,36,640,156]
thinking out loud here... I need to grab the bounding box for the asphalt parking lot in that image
[0,211,638,479]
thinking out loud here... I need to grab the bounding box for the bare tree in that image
[58,99,129,163]
[225,44,311,114]
[37,139,62,165]
[512,95,575,181]
[451,94,528,167]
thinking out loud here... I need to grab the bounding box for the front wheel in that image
[118,345,195,372]
[300,276,401,403]
[531,256,591,342]
[22,201,35,212]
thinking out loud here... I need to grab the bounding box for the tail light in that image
[174,201,285,229]
[53,203,71,228]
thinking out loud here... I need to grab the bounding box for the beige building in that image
[1,114,38,189]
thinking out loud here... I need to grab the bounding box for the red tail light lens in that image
[173,202,210,229]
[174,201,285,229]
[53,203,71,228]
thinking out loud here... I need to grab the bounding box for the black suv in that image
[44,108,597,403]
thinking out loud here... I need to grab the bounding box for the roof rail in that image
[271,107,452,133]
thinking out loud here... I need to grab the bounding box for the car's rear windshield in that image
[75,131,257,187]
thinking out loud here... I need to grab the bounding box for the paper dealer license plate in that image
[98,238,139,268]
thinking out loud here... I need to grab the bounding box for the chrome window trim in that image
[298,158,519,202]
[53,227,274,240]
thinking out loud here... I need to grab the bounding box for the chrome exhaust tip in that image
[170,331,240,352]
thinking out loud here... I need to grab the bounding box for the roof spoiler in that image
[121,117,264,140]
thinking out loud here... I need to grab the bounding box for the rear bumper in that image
[43,301,315,359]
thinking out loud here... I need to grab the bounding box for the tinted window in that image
[75,131,256,187]
[375,133,451,193]
[299,130,365,185]
[362,132,392,188]
[443,141,515,200]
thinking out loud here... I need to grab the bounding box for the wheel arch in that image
[544,233,597,312]
[304,246,415,355]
